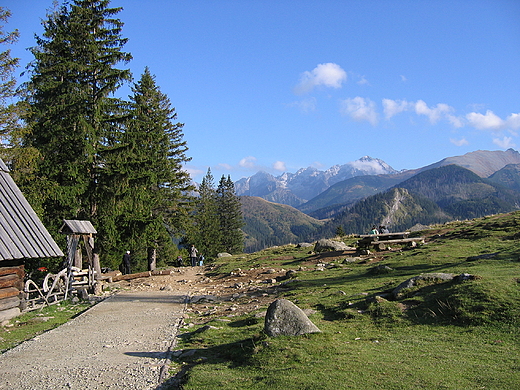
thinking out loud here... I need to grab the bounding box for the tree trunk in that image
[147,247,156,271]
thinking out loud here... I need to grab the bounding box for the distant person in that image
[369,226,379,235]
[380,225,389,234]
[122,250,131,275]
[189,244,199,267]
[176,255,183,267]
[199,254,204,266]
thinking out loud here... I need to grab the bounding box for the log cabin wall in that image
[0,260,25,322]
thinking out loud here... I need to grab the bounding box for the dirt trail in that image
[0,267,204,390]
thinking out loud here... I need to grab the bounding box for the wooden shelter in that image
[0,159,64,322]
[59,220,100,293]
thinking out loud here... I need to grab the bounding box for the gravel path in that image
[0,289,190,390]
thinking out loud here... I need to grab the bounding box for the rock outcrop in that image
[264,299,321,337]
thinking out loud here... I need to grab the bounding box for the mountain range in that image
[235,156,398,207]
[238,149,520,252]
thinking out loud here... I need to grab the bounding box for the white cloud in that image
[239,156,257,169]
[447,114,464,128]
[382,98,412,119]
[466,110,520,133]
[357,75,369,85]
[294,63,347,94]
[349,159,387,174]
[493,136,515,149]
[400,75,407,82]
[341,97,378,126]
[506,113,520,130]
[273,161,286,171]
[414,100,454,124]
[382,98,462,127]
[466,110,505,130]
[450,137,469,146]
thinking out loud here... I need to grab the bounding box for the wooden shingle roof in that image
[59,220,97,235]
[0,160,64,261]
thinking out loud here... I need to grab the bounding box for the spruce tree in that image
[0,8,41,206]
[101,67,193,269]
[190,168,220,258]
[22,0,132,235]
[0,7,19,138]
[217,175,244,254]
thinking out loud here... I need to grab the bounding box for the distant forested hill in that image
[240,196,324,253]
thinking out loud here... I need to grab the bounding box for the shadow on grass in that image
[289,259,469,292]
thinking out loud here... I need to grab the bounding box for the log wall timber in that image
[0,264,24,322]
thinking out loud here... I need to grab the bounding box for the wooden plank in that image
[0,266,24,278]
[376,237,424,244]
[111,271,153,282]
[0,274,23,289]
[358,232,410,239]
[0,296,20,311]
[0,287,21,300]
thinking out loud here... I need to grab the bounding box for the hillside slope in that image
[240,196,324,252]
[320,187,450,235]
[417,148,520,177]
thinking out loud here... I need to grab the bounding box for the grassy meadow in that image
[173,212,520,389]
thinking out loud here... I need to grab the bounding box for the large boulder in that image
[264,299,321,337]
[217,252,232,258]
[314,239,352,253]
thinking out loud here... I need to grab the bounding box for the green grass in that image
[172,212,520,389]
[0,301,94,353]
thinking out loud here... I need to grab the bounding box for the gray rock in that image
[218,252,232,258]
[264,299,321,337]
[314,239,352,252]
[392,273,456,298]
[369,264,394,275]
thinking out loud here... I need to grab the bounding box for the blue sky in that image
[4,0,520,182]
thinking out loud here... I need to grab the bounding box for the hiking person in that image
[189,244,198,267]
[369,226,379,235]
[122,250,131,275]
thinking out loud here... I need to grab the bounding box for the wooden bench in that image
[356,232,424,250]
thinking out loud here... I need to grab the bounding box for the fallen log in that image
[0,267,24,278]
[0,287,21,300]
[110,269,176,282]
[0,274,23,290]
[0,296,20,311]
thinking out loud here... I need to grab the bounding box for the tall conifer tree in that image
[217,175,244,254]
[0,7,19,138]
[101,67,193,268]
[190,168,220,258]
[23,0,132,234]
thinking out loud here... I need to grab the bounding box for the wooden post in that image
[66,235,79,299]
[83,235,101,281]
[74,245,82,269]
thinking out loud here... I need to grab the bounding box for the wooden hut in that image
[0,159,64,322]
